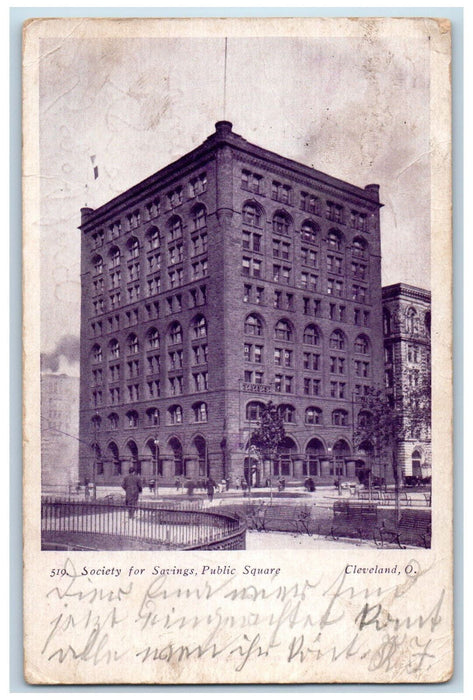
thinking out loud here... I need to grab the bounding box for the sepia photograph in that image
[23,16,453,684]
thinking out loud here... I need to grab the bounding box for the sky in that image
[38,23,431,369]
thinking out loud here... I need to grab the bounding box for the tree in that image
[249,401,286,465]
[355,364,431,521]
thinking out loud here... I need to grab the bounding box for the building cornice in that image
[79,121,382,232]
[382,282,431,303]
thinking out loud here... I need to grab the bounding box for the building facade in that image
[41,373,80,490]
[78,121,385,487]
[382,283,431,482]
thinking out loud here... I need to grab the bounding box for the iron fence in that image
[41,497,245,550]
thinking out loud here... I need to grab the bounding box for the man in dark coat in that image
[122,467,142,518]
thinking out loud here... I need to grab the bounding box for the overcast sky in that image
[38,26,431,368]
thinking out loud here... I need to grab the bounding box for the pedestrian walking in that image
[122,467,142,518]
[207,478,216,502]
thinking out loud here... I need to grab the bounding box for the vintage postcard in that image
[23,17,453,684]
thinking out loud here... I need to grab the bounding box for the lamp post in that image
[153,436,159,494]
[91,411,99,501]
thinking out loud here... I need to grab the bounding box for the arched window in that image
[108,246,120,269]
[191,315,207,339]
[354,334,370,354]
[126,410,138,428]
[412,450,422,476]
[352,236,368,259]
[300,220,319,244]
[303,324,320,346]
[242,202,261,226]
[169,437,184,475]
[327,229,342,251]
[274,319,293,341]
[383,309,391,335]
[146,227,160,251]
[168,216,183,240]
[91,415,101,429]
[109,339,120,359]
[192,205,207,231]
[147,327,160,349]
[425,311,431,336]
[127,237,140,260]
[358,410,372,428]
[127,333,139,355]
[168,405,183,425]
[146,407,159,426]
[246,401,265,421]
[91,344,102,363]
[406,307,418,334]
[92,255,103,275]
[108,413,119,429]
[107,441,121,475]
[168,322,183,345]
[244,314,263,336]
[305,407,322,425]
[192,402,208,423]
[332,409,348,426]
[272,211,291,235]
[329,329,345,350]
[278,404,295,423]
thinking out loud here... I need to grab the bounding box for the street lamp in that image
[91,411,100,501]
[153,437,159,495]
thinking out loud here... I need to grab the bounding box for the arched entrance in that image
[107,442,121,476]
[355,440,374,483]
[193,435,208,478]
[244,444,261,487]
[125,440,140,474]
[144,438,161,477]
[272,437,297,477]
[332,439,351,478]
[169,437,184,477]
[304,438,324,477]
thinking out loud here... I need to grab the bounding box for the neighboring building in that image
[78,121,385,487]
[382,283,431,482]
[41,373,80,490]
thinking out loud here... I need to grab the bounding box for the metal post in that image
[154,436,159,495]
[92,411,98,501]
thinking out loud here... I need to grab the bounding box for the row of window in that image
[243,316,371,351]
[91,402,208,430]
[245,400,372,426]
[90,401,372,431]
[90,287,206,334]
[383,307,431,337]
[90,176,208,249]
[242,258,368,298]
[244,343,369,372]
[91,316,207,362]
[242,286,371,325]
[91,370,208,406]
[240,170,370,231]
[242,220,368,259]
[242,371,370,397]
[241,203,369,249]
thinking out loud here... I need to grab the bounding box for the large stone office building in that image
[78,121,385,487]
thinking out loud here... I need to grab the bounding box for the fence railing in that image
[41,498,246,550]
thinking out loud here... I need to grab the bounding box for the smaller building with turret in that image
[382,283,431,482]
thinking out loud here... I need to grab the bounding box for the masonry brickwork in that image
[78,121,386,487]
